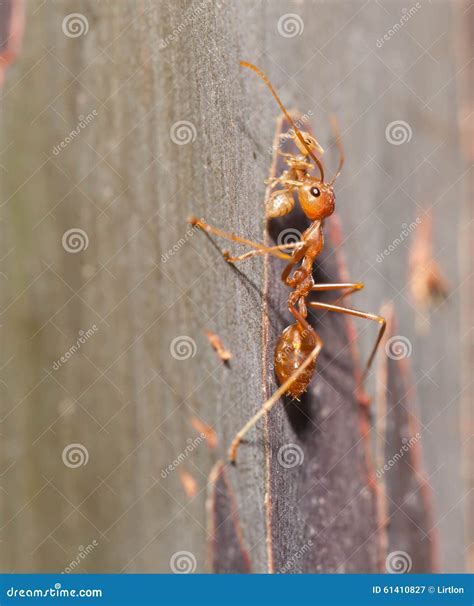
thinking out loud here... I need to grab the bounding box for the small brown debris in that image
[190,417,217,450]
[409,211,449,310]
[204,329,232,362]
[179,469,198,498]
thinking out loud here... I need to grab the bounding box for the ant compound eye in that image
[310,186,321,198]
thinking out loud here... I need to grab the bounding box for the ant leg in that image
[265,177,282,187]
[311,282,364,304]
[223,242,300,263]
[307,301,386,383]
[228,334,323,464]
[264,177,301,188]
[275,151,313,169]
[281,242,309,284]
[229,303,320,463]
[288,302,314,335]
[189,216,292,260]
[311,282,363,293]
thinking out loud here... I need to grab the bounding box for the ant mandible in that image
[189,61,386,464]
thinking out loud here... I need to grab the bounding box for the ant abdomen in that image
[274,323,317,399]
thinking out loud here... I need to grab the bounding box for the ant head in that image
[238,62,345,220]
[297,177,335,221]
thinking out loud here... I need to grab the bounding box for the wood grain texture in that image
[376,302,438,573]
[266,214,381,573]
[0,0,469,573]
[207,462,252,573]
[257,115,379,573]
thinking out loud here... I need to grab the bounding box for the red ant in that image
[189,62,386,464]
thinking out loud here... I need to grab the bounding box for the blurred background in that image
[0,0,471,573]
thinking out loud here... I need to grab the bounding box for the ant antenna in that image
[240,61,325,183]
[329,114,345,185]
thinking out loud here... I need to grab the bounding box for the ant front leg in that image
[307,300,386,383]
[265,176,301,189]
[275,151,313,170]
[265,176,289,189]
[223,242,300,263]
[280,241,310,285]
[189,216,294,260]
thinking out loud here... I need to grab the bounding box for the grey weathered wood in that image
[208,462,252,573]
[376,303,438,573]
[0,0,469,573]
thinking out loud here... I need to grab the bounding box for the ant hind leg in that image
[311,282,364,305]
[228,334,323,464]
[307,301,386,383]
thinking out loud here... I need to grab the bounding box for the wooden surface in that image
[210,116,381,573]
[0,0,470,573]
[376,303,438,573]
[262,116,380,573]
